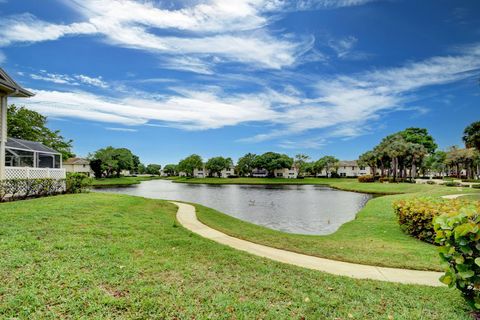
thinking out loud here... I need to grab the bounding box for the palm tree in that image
[406,142,427,179]
[385,136,408,181]
[294,154,310,177]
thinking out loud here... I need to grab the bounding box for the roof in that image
[338,160,359,167]
[6,137,60,154]
[0,68,34,97]
[64,157,90,165]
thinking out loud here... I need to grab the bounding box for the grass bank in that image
[193,180,480,271]
[173,177,450,194]
[91,176,162,188]
[0,193,472,319]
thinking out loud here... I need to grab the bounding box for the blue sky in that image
[1,0,479,165]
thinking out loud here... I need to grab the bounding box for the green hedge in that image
[0,178,65,202]
[393,198,480,244]
[434,205,480,311]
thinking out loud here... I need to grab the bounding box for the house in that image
[63,158,93,177]
[4,137,66,180]
[193,167,207,178]
[193,166,235,178]
[220,166,235,178]
[0,67,35,180]
[316,160,371,177]
[337,160,371,177]
[273,167,298,179]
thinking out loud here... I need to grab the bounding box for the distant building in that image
[63,158,93,177]
[250,167,298,178]
[193,166,236,178]
[193,167,207,178]
[318,160,371,177]
[273,167,298,178]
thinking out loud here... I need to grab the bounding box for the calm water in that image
[98,180,372,235]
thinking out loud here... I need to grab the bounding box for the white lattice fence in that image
[5,167,29,179]
[5,167,66,180]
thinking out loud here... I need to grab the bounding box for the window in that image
[276,173,283,177]
[360,166,365,170]
[340,173,346,177]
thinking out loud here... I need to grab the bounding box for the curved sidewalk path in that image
[172,201,443,287]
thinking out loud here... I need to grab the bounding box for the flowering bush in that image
[434,205,480,311]
[393,197,480,244]
[357,175,374,183]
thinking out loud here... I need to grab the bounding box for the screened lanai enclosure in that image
[4,137,65,180]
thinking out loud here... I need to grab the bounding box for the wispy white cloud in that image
[29,70,108,88]
[106,127,138,132]
[160,56,216,75]
[12,44,480,148]
[19,88,278,129]
[244,44,480,144]
[0,1,318,70]
[0,0,377,71]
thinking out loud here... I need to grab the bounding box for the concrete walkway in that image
[172,201,444,287]
[441,194,470,199]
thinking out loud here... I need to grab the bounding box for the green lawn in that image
[461,194,480,201]
[91,176,162,187]
[192,179,480,271]
[0,193,472,319]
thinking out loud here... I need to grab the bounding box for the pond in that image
[98,180,372,235]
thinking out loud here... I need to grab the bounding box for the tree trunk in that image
[393,158,398,181]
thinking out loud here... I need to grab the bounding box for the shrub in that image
[393,198,480,244]
[473,184,480,189]
[426,180,436,185]
[434,205,480,312]
[357,175,374,183]
[66,173,92,193]
[444,181,462,187]
[463,179,480,183]
[0,178,65,202]
[330,172,340,178]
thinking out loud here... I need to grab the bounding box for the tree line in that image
[89,146,161,178]
[358,123,480,181]
[165,152,341,178]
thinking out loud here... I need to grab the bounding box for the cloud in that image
[12,44,480,148]
[0,0,380,70]
[0,50,6,63]
[106,127,138,132]
[243,44,480,144]
[18,88,278,130]
[160,56,215,75]
[29,70,108,88]
[0,13,96,46]
[0,1,318,70]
